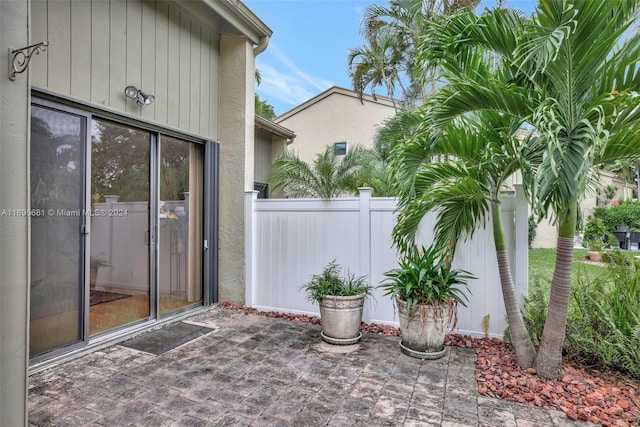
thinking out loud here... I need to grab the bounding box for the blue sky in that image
[244,0,536,116]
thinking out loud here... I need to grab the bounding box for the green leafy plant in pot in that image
[380,245,474,359]
[301,260,373,345]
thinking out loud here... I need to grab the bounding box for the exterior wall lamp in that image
[125,85,155,106]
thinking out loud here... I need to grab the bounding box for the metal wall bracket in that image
[8,41,48,81]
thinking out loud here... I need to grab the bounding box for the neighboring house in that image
[1,0,271,424]
[509,169,634,248]
[274,86,397,163]
[254,115,295,198]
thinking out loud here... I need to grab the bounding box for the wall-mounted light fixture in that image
[124,85,155,106]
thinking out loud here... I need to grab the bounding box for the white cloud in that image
[256,43,335,112]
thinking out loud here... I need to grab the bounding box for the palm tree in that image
[348,33,405,107]
[255,68,276,119]
[255,94,276,119]
[267,145,368,199]
[375,106,424,161]
[391,106,540,369]
[521,0,640,379]
[349,0,480,105]
[411,0,640,378]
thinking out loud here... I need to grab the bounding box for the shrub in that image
[524,252,640,379]
[594,200,640,232]
[583,217,616,248]
[565,253,640,378]
[522,281,548,348]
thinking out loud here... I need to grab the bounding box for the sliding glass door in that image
[30,105,86,358]
[89,119,151,335]
[159,137,204,314]
[29,98,207,361]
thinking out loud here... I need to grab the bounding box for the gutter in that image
[254,36,269,55]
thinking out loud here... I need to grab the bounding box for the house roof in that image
[255,115,296,142]
[275,86,397,122]
[183,0,272,45]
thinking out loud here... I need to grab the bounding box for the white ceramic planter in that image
[396,297,456,359]
[319,294,365,345]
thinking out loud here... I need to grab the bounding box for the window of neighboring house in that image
[334,142,348,156]
[254,182,269,199]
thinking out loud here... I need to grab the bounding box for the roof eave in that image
[255,115,296,140]
[201,0,272,43]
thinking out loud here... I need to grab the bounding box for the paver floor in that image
[28,306,590,426]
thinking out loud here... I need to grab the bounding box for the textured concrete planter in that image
[397,297,456,359]
[319,294,365,345]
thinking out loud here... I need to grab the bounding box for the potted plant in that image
[301,260,373,345]
[586,238,606,262]
[380,245,475,359]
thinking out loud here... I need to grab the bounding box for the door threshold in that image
[28,305,208,375]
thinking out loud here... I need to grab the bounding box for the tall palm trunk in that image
[491,200,536,369]
[534,207,576,379]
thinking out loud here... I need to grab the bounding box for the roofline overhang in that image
[255,115,296,141]
[201,0,272,44]
[275,86,397,122]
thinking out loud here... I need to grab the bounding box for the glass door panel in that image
[90,119,151,335]
[159,137,203,314]
[30,105,85,358]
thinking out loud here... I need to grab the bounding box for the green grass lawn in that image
[528,247,638,294]
[529,249,607,293]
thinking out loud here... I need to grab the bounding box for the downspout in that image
[254,36,269,56]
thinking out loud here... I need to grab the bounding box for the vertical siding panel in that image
[125,0,143,115]
[31,0,48,86]
[140,0,156,121]
[166,4,180,127]
[70,0,91,98]
[154,1,169,124]
[48,0,72,94]
[199,29,211,137]
[189,25,201,133]
[178,14,191,130]
[109,0,127,110]
[91,0,110,105]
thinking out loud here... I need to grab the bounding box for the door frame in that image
[29,90,218,363]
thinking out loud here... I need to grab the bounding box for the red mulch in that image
[218,301,639,426]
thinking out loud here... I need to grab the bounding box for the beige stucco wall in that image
[30,0,221,139]
[218,34,255,303]
[1,1,30,425]
[276,90,396,164]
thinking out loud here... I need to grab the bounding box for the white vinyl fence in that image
[245,187,529,337]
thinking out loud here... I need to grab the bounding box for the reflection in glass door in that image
[89,119,151,335]
[159,137,203,314]
[30,105,85,358]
